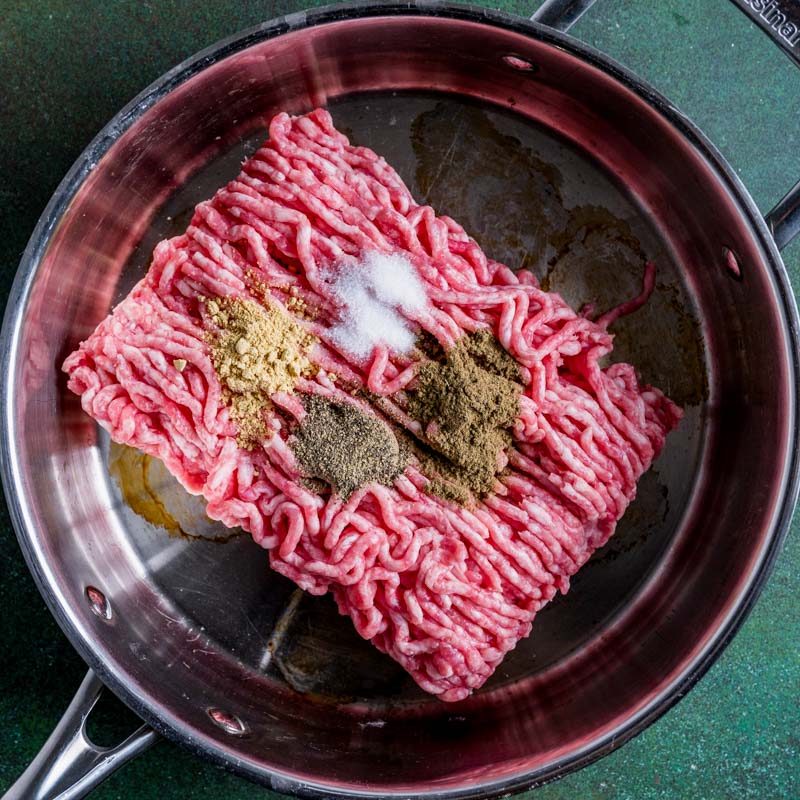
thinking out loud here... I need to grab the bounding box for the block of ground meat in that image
[64,109,681,702]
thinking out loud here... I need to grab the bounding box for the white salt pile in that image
[328,251,428,359]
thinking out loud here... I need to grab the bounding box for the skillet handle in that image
[2,670,158,800]
[765,179,800,251]
[727,0,800,70]
[530,0,597,31]
[727,0,800,250]
[532,0,800,250]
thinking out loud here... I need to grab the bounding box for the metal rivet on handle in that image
[723,247,743,281]
[502,54,537,72]
[208,708,249,736]
[85,586,112,620]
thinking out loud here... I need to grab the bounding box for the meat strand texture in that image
[64,109,682,702]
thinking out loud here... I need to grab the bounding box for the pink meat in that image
[64,109,681,702]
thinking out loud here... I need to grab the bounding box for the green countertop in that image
[1,1,798,798]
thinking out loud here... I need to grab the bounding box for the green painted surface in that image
[0,0,797,797]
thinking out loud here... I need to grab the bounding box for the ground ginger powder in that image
[205,296,315,449]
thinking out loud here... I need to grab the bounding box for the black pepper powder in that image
[292,396,406,498]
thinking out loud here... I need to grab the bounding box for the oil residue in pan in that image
[108,441,242,543]
[544,206,708,408]
[413,103,568,274]
[266,589,414,703]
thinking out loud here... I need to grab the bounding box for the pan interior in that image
[108,89,705,703]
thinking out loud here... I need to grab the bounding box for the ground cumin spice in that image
[406,330,521,504]
[292,396,406,498]
[462,328,522,382]
[205,296,315,449]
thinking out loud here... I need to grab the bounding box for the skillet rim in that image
[2,2,798,797]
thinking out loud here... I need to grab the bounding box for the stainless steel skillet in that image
[3,1,800,798]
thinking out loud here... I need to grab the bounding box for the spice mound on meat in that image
[63,108,682,702]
